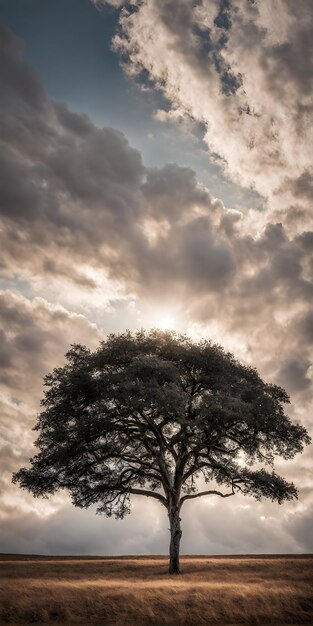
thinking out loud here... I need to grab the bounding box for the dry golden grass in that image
[0,554,312,624]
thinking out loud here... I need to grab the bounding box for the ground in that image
[0,554,312,624]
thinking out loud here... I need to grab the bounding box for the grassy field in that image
[0,554,312,624]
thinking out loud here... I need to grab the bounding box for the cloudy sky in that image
[0,0,312,555]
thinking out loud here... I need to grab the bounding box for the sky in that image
[0,0,312,555]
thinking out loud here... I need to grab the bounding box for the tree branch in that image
[128,487,167,507]
[180,489,235,508]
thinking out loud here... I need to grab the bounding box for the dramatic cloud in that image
[0,290,101,404]
[0,17,312,556]
[107,0,313,226]
[0,289,104,544]
[0,24,239,309]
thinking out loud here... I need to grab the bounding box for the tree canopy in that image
[13,330,311,573]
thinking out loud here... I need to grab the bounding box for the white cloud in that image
[108,0,313,226]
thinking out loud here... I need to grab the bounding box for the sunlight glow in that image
[158,314,176,330]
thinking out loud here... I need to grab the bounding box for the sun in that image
[158,313,176,330]
[145,304,178,331]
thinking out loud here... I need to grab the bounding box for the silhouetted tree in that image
[13,330,310,574]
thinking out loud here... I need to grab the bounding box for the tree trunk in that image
[168,505,182,574]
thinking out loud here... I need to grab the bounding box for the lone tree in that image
[13,330,310,574]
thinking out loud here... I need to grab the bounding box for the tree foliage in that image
[13,330,310,573]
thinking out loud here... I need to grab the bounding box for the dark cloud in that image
[261,8,313,98]
[287,504,313,552]
[54,102,94,136]
[277,358,312,395]
[0,146,50,220]
[46,126,144,207]
[0,499,168,556]
[178,216,235,289]
[2,22,312,317]
[0,329,12,369]
[0,290,102,404]
[0,23,45,112]
[0,23,239,300]
[142,163,215,221]
[285,170,313,203]
[297,311,313,344]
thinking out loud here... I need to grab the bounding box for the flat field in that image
[0,554,312,624]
